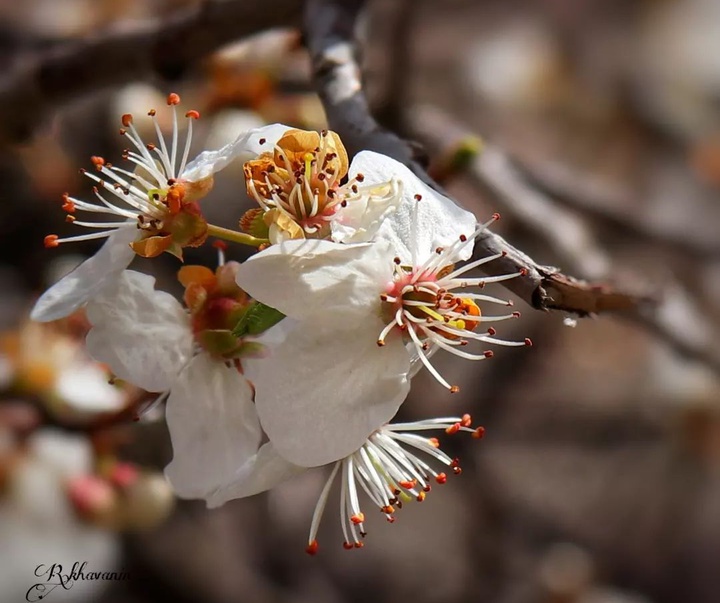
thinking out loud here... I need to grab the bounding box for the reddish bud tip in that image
[524,338,533,347]
[435,473,447,485]
[459,234,468,242]
[306,541,319,555]
[472,426,486,439]
[453,466,463,475]
[483,350,494,358]
[492,212,501,221]
[519,268,529,277]
[185,110,200,119]
[343,542,354,550]
[414,194,422,201]
[121,114,133,127]
[44,234,59,248]
[487,327,497,336]
[167,93,181,105]
[212,240,228,251]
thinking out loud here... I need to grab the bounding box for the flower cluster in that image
[30,94,530,553]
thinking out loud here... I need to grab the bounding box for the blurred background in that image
[1,0,719,602]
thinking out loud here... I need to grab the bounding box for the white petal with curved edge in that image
[85,270,193,392]
[235,238,393,329]
[248,318,411,467]
[30,225,137,322]
[181,123,293,181]
[205,442,305,508]
[330,151,403,244]
[165,354,263,502]
[351,152,477,263]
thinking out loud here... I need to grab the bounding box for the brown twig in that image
[0,0,304,143]
[302,4,720,375]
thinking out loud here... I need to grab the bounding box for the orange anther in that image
[62,198,76,213]
[461,414,472,427]
[212,240,228,251]
[445,423,461,435]
[305,540,319,556]
[381,505,395,515]
[428,437,440,448]
[343,542,354,550]
[185,110,200,119]
[435,473,447,485]
[472,426,486,439]
[354,542,364,549]
[416,491,426,502]
[167,93,181,105]
[44,234,59,248]
[449,385,460,394]
[91,156,105,168]
[148,109,157,117]
[453,466,462,475]
[376,339,386,347]
[65,215,75,223]
[398,480,416,490]
[121,114,133,127]
[350,513,365,525]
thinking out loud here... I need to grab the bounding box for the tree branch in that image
[0,0,304,143]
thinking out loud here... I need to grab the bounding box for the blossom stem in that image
[206,224,269,247]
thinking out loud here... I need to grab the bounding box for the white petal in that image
[205,442,305,508]
[165,355,263,502]
[181,123,293,181]
[331,151,403,244]
[352,152,477,263]
[30,225,137,322]
[248,319,411,467]
[236,238,394,328]
[85,270,193,392]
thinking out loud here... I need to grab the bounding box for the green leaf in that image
[232,301,285,337]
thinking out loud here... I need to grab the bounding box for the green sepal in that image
[232,301,285,337]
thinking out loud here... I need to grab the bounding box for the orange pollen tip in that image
[212,240,228,251]
[305,541,319,556]
[435,473,447,484]
[185,110,200,119]
[121,114,133,127]
[449,385,460,394]
[428,437,440,448]
[453,467,463,475]
[381,505,395,514]
[62,200,76,213]
[483,350,494,358]
[472,426,486,439]
[398,480,416,489]
[354,542,364,549]
[44,234,59,248]
[148,109,156,116]
[65,215,75,223]
[376,339,386,347]
[461,413,472,427]
[167,93,181,105]
[91,156,105,167]
[343,542,354,550]
[524,338,533,347]
[416,491,426,502]
[445,423,461,435]
[350,513,365,524]
[492,212,501,221]
[146,143,156,151]
[519,268,529,276]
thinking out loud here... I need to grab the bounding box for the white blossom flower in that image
[240,128,402,244]
[236,165,527,466]
[191,414,483,554]
[84,269,264,502]
[31,93,289,323]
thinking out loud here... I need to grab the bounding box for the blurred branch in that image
[515,159,720,261]
[0,0,304,143]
